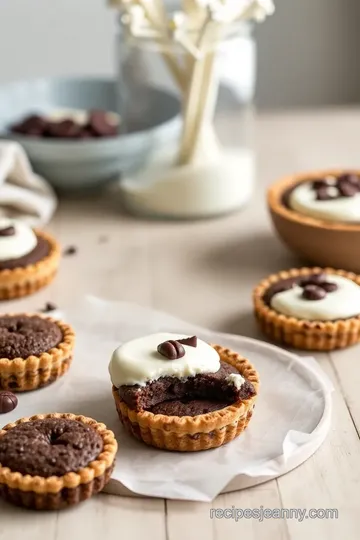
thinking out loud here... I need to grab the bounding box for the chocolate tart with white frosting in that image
[0,314,75,391]
[268,170,360,272]
[0,219,60,300]
[109,333,259,452]
[0,413,117,510]
[253,267,360,350]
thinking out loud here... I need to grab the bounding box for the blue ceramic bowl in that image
[0,77,181,190]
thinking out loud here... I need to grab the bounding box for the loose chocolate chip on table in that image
[0,391,18,414]
[302,284,326,301]
[40,302,58,313]
[63,245,77,256]
[0,226,15,237]
[178,336,197,347]
[157,340,185,360]
[318,281,338,293]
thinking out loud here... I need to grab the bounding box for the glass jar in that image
[115,14,256,219]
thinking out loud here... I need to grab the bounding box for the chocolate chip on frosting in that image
[177,336,197,347]
[312,178,332,189]
[0,226,15,237]
[338,183,358,198]
[312,173,360,200]
[301,284,327,301]
[157,340,185,360]
[318,281,338,293]
[299,273,327,286]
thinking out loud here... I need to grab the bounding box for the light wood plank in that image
[276,355,360,540]
[166,483,289,540]
[55,495,166,540]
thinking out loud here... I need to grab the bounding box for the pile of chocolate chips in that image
[10,111,118,139]
[312,173,360,200]
[299,274,338,300]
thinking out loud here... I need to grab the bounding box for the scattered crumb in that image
[63,245,77,256]
[39,302,58,313]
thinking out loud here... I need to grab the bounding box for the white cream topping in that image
[109,333,220,387]
[0,219,37,261]
[226,373,245,389]
[289,181,360,222]
[271,275,360,321]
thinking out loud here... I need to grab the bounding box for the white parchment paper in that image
[1,297,333,502]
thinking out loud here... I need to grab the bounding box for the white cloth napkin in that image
[0,141,57,226]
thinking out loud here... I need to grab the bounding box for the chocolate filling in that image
[0,315,63,359]
[0,235,50,271]
[0,418,103,477]
[118,361,256,416]
[263,273,339,306]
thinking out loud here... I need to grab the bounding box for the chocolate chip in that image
[177,336,197,347]
[0,226,15,237]
[0,391,18,414]
[88,111,118,137]
[299,273,327,287]
[338,173,360,186]
[63,246,77,256]
[338,181,358,198]
[316,186,337,200]
[11,114,47,136]
[157,340,185,360]
[318,281,338,293]
[312,179,331,189]
[302,284,326,301]
[45,120,81,139]
[40,302,58,313]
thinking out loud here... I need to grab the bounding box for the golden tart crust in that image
[0,413,117,510]
[0,229,61,300]
[112,345,259,452]
[0,314,75,391]
[253,267,360,351]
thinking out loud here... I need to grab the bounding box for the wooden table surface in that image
[1,108,360,539]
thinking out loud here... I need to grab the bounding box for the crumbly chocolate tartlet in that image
[0,219,60,300]
[0,314,75,391]
[0,413,117,510]
[253,267,360,350]
[109,333,259,452]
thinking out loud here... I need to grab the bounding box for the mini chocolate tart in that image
[0,413,117,510]
[0,314,75,391]
[0,227,61,300]
[110,335,259,452]
[253,267,360,350]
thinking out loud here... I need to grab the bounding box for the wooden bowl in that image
[267,169,360,272]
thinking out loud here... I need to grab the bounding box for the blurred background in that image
[1,0,359,110]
